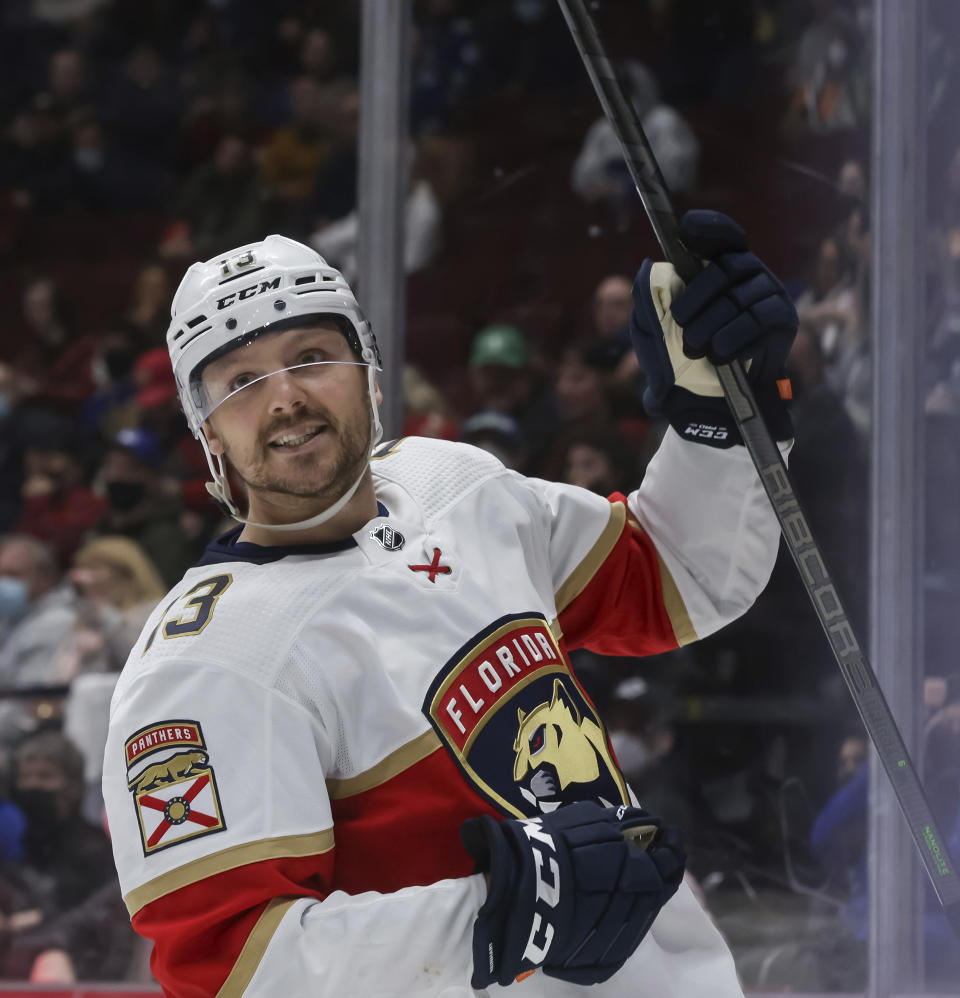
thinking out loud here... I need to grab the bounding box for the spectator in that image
[310,139,442,285]
[41,49,91,127]
[0,535,76,683]
[94,429,195,587]
[260,75,332,234]
[571,60,698,228]
[603,677,703,846]
[0,732,116,980]
[807,716,960,989]
[68,536,165,664]
[14,416,106,566]
[0,749,27,863]
[121,263,171,351]
[0,95,71,212]
[15,880,144,984]
[459,410,525,470]
[782,321,867,621]
[80,333,138,439]
[7,277,99,412]
[306,86,359,229]
[586,274,647,409]
[834,158,870,305]
[0,536,77,743]
[132,348,214,520]
[402,366,458,441]
[562,427,636,497]
[536,338,653,480]
[21,539,164,748]
[795,236,861,361]
[794,235,868,431]
[158,133,263,260]
[588,275,633,361]
[299,26,337,85]
[100,43,182,169]
[783,0,870,134]
[65,110,161,213]
[805,728,870,991]
[131,347,219,533]
[467,323,559,474]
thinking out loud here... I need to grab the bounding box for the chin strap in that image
[199,350,384,533]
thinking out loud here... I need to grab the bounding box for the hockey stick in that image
[555,0,960,939]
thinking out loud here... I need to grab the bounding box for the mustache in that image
[258,409,338,447]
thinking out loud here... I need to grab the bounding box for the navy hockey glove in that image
[460,801,685,988]
[629,209,797,447]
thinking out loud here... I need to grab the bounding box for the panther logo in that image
[129,750,208,793]
[424,613,629,818]
[513,677,624,813]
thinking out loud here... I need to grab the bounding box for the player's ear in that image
[373,378,383,407]
[202,421,224,457]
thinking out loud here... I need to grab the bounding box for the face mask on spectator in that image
[106,480,146,512]
[13,787,62,830]
[0,577,28,618]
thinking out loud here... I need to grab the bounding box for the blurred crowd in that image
[0,0,958,991]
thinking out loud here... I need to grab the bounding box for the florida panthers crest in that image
[423,612,629,818]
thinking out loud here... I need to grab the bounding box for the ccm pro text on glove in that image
[460,801,685,988]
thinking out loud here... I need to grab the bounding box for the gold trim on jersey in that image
[625,508,697,646]
[326,729,441,799]
[654,548,697,646]
[123,830,334,917]
[215,895,300,998]
[554,501,626,613]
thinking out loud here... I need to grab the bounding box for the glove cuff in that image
[654,386,793,448]
[461,815,518,988]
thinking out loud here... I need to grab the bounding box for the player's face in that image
[201,323,377,512]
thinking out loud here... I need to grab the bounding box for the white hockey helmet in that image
[167,234,381,434]
[166,235,384,530]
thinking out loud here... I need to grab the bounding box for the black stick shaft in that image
[556,0,960,937]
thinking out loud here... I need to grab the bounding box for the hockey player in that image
[103,209,797,996]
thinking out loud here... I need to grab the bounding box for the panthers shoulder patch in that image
[124,720,226,856]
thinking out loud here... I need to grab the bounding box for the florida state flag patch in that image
[124,720,226,856]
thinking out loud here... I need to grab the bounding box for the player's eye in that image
[297,349,328,365]
[228,371,257,392]
[529,723,546,755]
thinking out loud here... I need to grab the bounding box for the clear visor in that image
[190,326,380,425]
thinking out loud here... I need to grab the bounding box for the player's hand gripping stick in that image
[629,209,797,447]
[460,801,685,988]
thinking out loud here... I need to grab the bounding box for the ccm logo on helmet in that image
[520,818,560,964]
[216,277,282,310]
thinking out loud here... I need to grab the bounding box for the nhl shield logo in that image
[423,612,629,818]
[370,523,405,551]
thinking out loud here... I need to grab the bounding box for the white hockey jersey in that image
[103,430,785,997]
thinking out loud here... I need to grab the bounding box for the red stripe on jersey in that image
[132,854,328,998]
[558,494,679,657]
[330,744,500,894]
[133,750,498,996]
